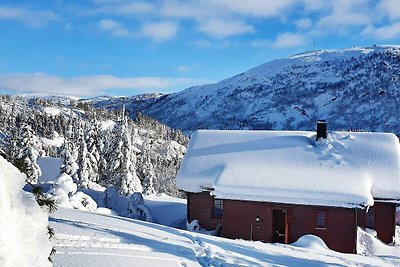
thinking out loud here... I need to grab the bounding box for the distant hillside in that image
[89,45,400,135]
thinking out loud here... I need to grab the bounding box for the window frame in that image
[212,198,223,219]
[315,210,326,229]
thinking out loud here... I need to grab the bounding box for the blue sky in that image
[0,0,400,97]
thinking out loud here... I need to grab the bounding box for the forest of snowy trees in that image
[0,95,188,197]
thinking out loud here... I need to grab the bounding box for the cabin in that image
[176,122,400,253]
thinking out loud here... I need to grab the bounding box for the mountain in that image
[90,45,400,135]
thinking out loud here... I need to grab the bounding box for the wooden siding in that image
[223,200,357,253]
[357,202,396,244]
[187,192,222,230]
[187,193,396,253]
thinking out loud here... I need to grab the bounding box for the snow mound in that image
[47,173,77,208]
[70,191,97,212]
[0,157,52,267]
[46,173,99,212]
[291,235,329,251]
[357,227,399,256]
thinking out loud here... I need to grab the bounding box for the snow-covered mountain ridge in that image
[90,45,400,134]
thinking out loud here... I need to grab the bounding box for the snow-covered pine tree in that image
[12,122,43,183]
[85,119,101,187]
[60,123,79,181]
[77,122,90,188]
[107,107,142,195]
[137,140,156,195]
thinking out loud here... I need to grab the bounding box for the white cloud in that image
[301,0,327,13]
[0,5,59,27]
[98,19,131,37]
[141,21,178,42]
[212,0,295,17]
[316,0,371,29]
[0,73,206,97]
[198,19,255,38]
[378,0,400,20]
[161,1,293,39]
[363,23,400,40]
[296,18,312,30]
[84,1,154,16]
[161,0,295,19]
[273,32,307,48]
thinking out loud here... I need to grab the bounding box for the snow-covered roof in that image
[176,130,400,208]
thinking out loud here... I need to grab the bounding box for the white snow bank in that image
[291,235,329,251]
[144,194,187,227]
[177,130,400,208]
[357,227,400,256]
[0,157,52,267]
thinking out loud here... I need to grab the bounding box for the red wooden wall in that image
[223,199,357,253]
[187,192,397,253]
[187,192,222,230]
[357,202,396,244]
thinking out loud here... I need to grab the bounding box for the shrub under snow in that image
[0,157,52,267]
[70,192,97,212]
[47,172,97,211]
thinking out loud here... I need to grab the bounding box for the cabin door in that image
[272,209,289,244]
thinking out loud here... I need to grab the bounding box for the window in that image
[366,207,375,229]
[213,199,223,218]
[315,210,326,228]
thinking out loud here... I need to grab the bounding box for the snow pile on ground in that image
[143,194,186,227]
[357,227,400,256]
[177,130,400,208]
[69,192,97,212]
[187,219,200,232]
[0,157,52,267]
[47,173,97,211]
[291,235,329,251]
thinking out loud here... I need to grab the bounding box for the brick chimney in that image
[316,120,327,140]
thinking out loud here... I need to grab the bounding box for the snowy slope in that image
[90,45,400,134]
[50,207,400,267]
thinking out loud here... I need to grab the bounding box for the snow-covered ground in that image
[50,206,400,267]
